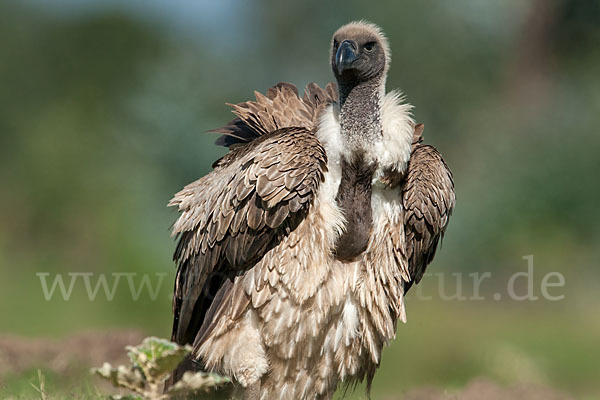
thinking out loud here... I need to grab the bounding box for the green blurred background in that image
[1,0,599,398]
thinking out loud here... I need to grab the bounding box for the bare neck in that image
[338,79,383,152]
[332,78,384,261]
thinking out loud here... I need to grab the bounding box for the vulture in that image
[167,21,455,400]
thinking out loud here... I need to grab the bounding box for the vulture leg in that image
[243,382,261,400]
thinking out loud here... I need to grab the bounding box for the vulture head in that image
[331,21,391,86]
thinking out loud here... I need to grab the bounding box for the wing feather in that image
[213,81,338,148]
[170,125,327,347]
[402,144,455,291]
[167,82,336,386]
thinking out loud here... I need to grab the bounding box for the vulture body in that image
[168,21,455,400]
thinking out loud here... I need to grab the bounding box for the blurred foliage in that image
[0,0,599,398]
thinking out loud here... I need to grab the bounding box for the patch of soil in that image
[0,330,146,377]
[0,333,577,400]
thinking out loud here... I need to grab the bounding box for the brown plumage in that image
[403,144,455,291]
[167,21,455,399]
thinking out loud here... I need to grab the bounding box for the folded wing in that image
[168,83,337,384]
[402,143,455,291]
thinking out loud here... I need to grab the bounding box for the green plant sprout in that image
[92,337,229,400]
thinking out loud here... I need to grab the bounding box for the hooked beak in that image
[335,40,358,75]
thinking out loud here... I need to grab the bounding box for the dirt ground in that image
[0,331,575,399]
[0,330,145,377]
[398,378,574,400]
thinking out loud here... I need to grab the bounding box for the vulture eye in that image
[333,40,339,49]
[363,41,376,52]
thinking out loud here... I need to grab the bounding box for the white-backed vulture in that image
[167,21,455,400]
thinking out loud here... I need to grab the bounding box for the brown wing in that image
[402,144,455,291]
[168,83,336,367]
[170,126,327,343]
